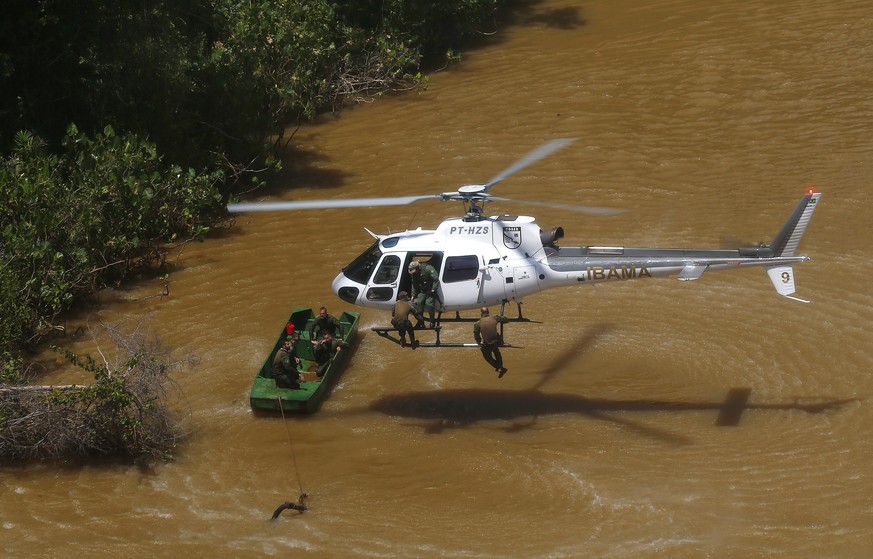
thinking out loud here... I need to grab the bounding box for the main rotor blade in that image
[227,194,441,213]
[488,196,625,216]
[483,138,577,192]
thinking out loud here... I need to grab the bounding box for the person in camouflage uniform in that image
[312,332,349,378]
[271,337,302,389]
[391,291,422,349]
[408,260,439,327]
[473,307,509,378]
[310,306,344,340]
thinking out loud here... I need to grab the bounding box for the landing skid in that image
[433,301,540,324]
[371,301,528,348]
[369,326,521,348]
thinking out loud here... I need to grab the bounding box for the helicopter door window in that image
[372,255,401,285]
[443,255,480,283]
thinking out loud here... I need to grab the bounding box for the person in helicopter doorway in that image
[272,335,302,389]
[391,291,422,349]
[312,332,349,378]
[408,260,439,328]
[474,307,509,378]
[310,306,345,340]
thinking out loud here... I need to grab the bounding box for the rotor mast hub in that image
[458,184,486,195]
[451,184,488,219]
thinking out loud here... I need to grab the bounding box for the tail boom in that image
[540,189,821,301]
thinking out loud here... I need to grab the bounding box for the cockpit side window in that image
[343,241,382,284]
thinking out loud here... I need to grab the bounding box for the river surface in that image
[4,1,873,557]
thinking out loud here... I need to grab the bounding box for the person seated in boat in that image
[272,337,302,389]
[287,331,302,365]
[391,291,421,349]
[309,306,344,340]
[312,332,348,378]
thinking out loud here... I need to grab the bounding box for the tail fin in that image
[770,188,822,257]
[767,265,809,303]
[765,188,821,303]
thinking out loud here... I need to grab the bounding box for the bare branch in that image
[0,319,190,463]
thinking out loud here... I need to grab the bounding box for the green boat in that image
[250,307,361,414]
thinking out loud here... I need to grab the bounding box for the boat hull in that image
[249,307,360,414]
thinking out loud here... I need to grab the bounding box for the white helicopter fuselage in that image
[332,190,821,310]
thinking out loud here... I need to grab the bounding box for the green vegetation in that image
[1,127,224,353]
[0,0,505,460]
[1,0,501,167]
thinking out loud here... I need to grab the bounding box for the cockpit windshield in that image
[343,241,382,284]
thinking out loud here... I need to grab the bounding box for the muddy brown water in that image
[4,1,873,557]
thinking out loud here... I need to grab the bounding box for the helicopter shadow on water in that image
[366,325,857,443]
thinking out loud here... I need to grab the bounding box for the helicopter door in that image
[440,254,482,310]
[365,254,402,302]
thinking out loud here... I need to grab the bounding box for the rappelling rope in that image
[271,396,308,519]
[277,395,305,495]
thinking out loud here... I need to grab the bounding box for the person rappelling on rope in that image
[271,493,309,519]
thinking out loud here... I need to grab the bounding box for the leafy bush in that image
[0,126,223,353]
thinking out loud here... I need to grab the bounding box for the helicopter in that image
[228,139,821,324]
